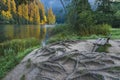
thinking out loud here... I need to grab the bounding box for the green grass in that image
[0,38,39,56]
[48,27,120,43]
[0,38,40,79]
[110,28,120,39]
[0,46,39,79]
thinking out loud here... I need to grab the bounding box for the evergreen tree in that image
[96,0,112,13]
[67,0,94,34]
[95,0,114,26]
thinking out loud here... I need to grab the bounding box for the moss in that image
[109,67,120,71]
[20,75,25,80]
[96,44,112,52]
[26,59,32,68]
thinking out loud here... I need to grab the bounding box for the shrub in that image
[51,24,70,35]
[75,24,111,36]
[92,24,111,35]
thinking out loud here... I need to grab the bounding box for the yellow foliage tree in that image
[47,8,56,24]
[7,0,11,11]
[22,4,29,20]
[37,2,46,24]
[34,5,40,24]
[1,10,12,20]
[18,4,28,17]
[29,2,40,24]
[28,2,35,23]
[18,5,23,17]
[11,0,16,13]
[1,0,6,4]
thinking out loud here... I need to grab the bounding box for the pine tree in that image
[1,10,12,20]
[18,5,22,17]
[47,8,56,24]
[18,5,23,24]
[22,4,29,20]
[66,0,95,35]
[96,0,112,13]
[0,0,46,24]
[34,4,40,24]
[38,2,46,23]
[7,0,11,11]
[28,2,35,23]
[11,0,16,13]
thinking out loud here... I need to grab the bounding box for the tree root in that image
[31,41,120,80]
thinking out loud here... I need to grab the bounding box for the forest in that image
[60,0,120,34]
[0,0,56,24]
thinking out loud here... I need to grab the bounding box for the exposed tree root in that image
[25,41,120,80]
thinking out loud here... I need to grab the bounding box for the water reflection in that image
[0,25,47,43]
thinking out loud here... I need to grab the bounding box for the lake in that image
[0,25,52,43]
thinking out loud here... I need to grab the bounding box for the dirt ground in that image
[3,40,120,80]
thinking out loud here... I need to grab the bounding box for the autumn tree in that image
[0,0,46,24]
[37,2,47,23]
[34,4,40,24]
[28,1,41,24]
[22,4,29,21]
[1,10,12,21]
[11,0,16,13]
[47,8,56,24]
[17,4,29,24]
[6,0,11,11]
[0,0,7,10]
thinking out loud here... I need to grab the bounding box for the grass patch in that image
[48,33,108,43]
[0,46,39,79]
[48,24,120,43]
[0,38,39,56]
[96,44,112,53]
[0,38,40,79]
[110,28,120,39]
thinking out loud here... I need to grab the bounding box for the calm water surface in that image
[0,25,51,43]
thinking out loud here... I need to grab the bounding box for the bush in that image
[92,24,111,35]
[51,24,70,35]
[74,24,111,36]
